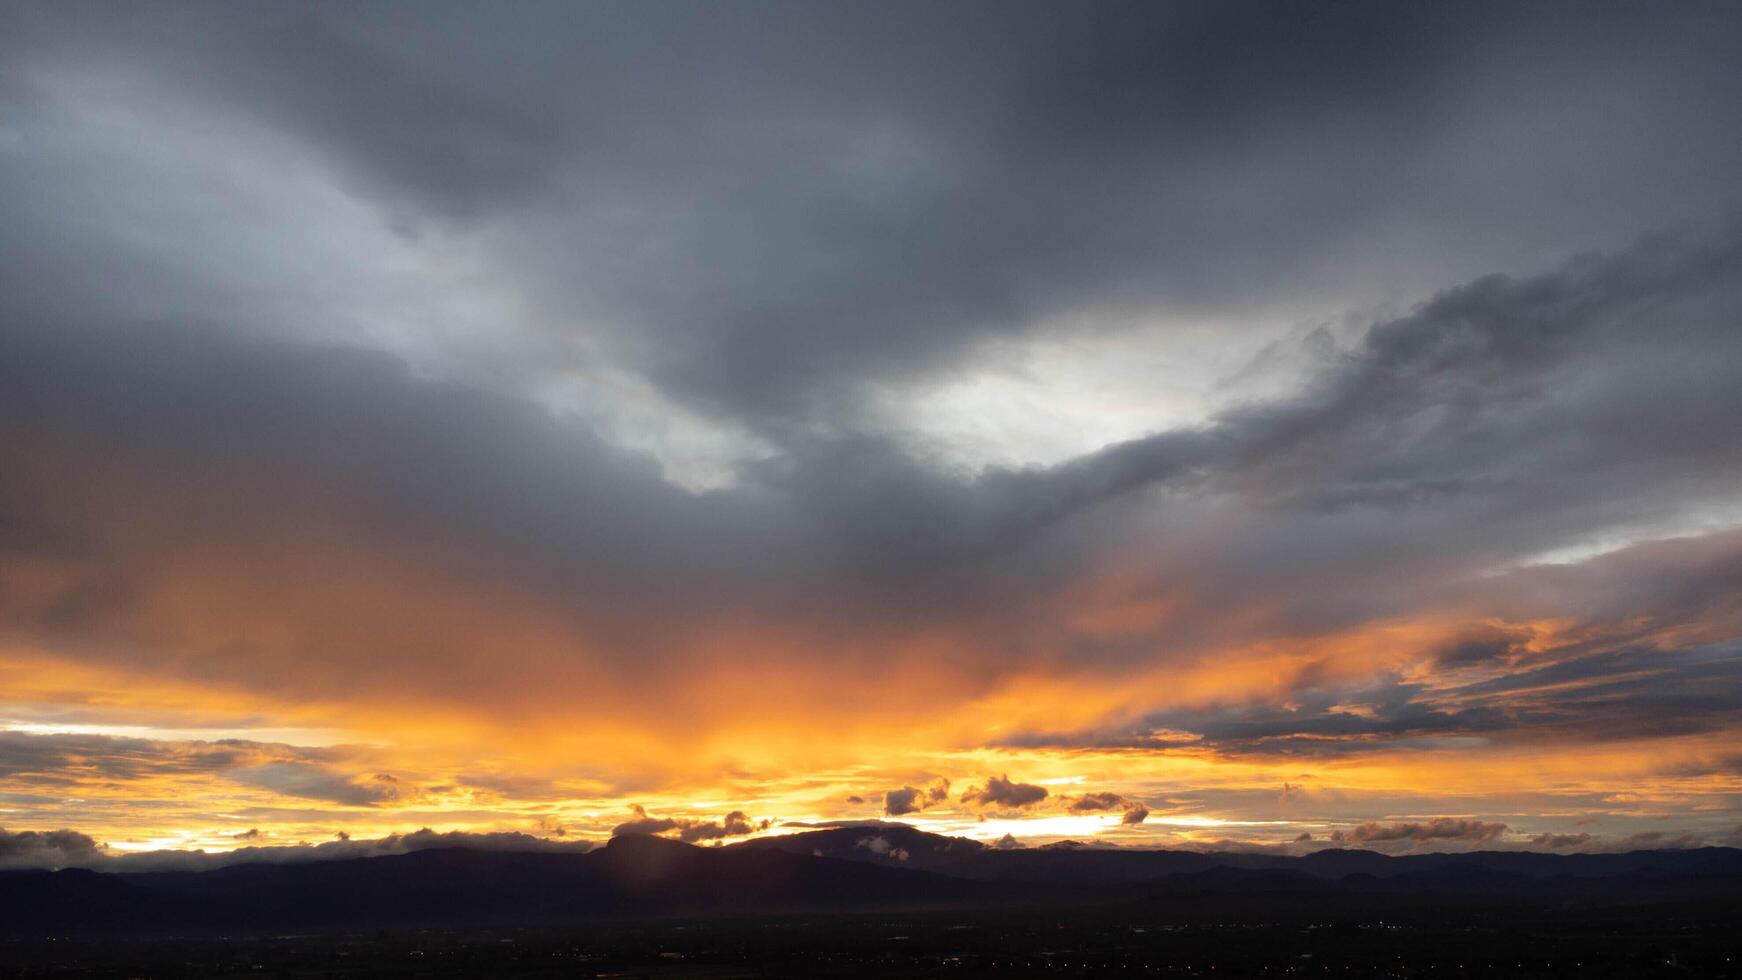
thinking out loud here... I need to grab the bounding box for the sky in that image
[2,0,1742,869]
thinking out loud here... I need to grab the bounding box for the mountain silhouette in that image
[3,829,1738,937]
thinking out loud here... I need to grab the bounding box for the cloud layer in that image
[0,1,1738,853]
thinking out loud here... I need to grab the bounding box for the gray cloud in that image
[0,826,595,872]
[996,528,1742,757]
[2,218,1741,770]
[11,1,1739,428]
[610,807,677,839]
[229,764,411,807]
[0,827,104,870]
[1529,832,1593,849]
[1612,830,1704,851]
[676,810,767,844]
[2,219,1739,650]
[1,0,1741,844]
[610,805,766,843]
[0,731,253,783]
[884,780,950,817]
[962,774,1048,810]
[0,731,398,802]
[1431,625,1534,669]
[1330,818,1508,848]
[1065,791,1150,824]
[1066,792,1129,814]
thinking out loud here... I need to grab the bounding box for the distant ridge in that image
[3,828,1739,937]
[734,826,1742,882]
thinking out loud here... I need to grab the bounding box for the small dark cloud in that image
[1432,625,1533,669]
[1065,791,1127,813]
[1330,818,1508,848]
[677,810,768,844]
[1614,830,1703,850]
[1529,832,1592,849]
[611,804,677,838]
[884,779,949,817]
[1065,791,1149,824]
[884,788,923,816]
[610,805,767,843]
[0,826,594,871]
[962,774,1048,810]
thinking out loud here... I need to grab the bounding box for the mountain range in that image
[4,826,1739,936]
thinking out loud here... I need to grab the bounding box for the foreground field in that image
[4,902,1740,979]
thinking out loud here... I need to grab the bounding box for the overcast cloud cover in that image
[0,0,1740,863]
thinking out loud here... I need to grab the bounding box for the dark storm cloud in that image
[0,213,1739,759]
[5,1,1741,424]
[2,220,1741,734]
[1060,223,1742,532]
[0,319,781,597]
[753,220,1742,599]
[1,1,1741,770]
[0,2,562,223]
[4,0,1742,577]
[0,316,806,697]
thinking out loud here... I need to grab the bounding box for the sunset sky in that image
[3,1,1742,869]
